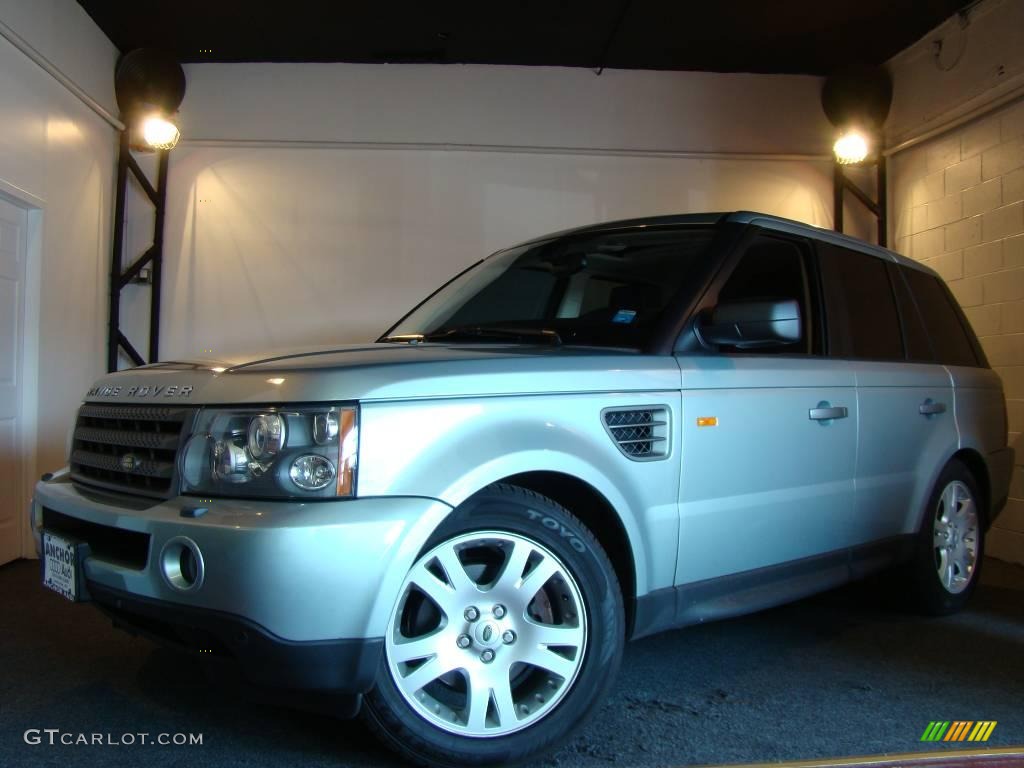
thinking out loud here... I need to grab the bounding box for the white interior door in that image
[0,197,27,566]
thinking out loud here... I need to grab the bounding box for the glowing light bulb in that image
[833,129,869,165]
[141,114,180,150]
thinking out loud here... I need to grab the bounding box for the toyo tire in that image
[362,483,625,768]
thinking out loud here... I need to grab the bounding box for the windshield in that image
[383,226,718,349]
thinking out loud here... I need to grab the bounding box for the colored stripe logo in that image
[921,721,997,742]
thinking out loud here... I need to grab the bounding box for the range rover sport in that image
[31,211,1013,767]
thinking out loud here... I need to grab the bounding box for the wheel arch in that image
[496,470,639,639]
[950,447,992,528]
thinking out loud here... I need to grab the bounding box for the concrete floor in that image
[1,557,1022,768]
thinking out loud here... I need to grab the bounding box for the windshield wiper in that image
[421,325,563,346]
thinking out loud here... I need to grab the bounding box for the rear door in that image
[818,244,957,547]
[899,266,1001,529]
[676,232,859,585]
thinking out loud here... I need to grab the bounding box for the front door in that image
[677,358,859,584]
[676,233,859,586]
[0,197,27,565]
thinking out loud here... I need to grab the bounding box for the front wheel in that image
[363,484,624,768]
[908,460,985,615]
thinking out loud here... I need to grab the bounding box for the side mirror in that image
[696,298,802,349]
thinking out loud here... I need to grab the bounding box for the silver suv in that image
[32,211,1013,766]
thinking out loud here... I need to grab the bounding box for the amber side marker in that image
[693,746,1024,768]
[696,417,718,427]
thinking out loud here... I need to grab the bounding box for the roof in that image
[516,212,728,245]
[726,211,933,273]
[514,211,936,277]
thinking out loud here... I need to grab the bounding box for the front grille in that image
[70,404,196,498]
[603,407,669,460]
[42,508,150,569]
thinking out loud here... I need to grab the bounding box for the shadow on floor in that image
[0,558,1021,768]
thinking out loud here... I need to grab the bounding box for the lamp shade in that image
[115,48,186,118]
[821,68,892,133]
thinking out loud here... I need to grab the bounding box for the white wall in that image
[0,0,118,117]
[889,0,1024,564]
[156,63,837,359]
[0,0,118,555]
[179,64,832,155]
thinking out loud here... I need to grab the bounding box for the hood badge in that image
[86,384,194,399]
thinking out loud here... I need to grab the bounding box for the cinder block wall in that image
[892,98,1024,564]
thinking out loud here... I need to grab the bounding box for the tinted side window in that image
[715,235,814,355]
[819,244,903,361]
[900,266,981,367]
[888,262,934,362]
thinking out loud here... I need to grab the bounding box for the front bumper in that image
[31,472,453,691]
[89,582,382,695]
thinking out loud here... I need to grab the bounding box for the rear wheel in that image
[908,460,984,615]
[363,484,624,768]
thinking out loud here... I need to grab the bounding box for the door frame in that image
[0,178,44,560]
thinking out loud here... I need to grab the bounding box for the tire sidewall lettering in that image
[525,508,587,554]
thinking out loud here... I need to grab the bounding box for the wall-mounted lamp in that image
[107,48,187,372]
[821,68,893,244]
[115,49,186,151]
[822,68,891,166]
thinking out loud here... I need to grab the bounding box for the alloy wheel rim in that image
[932,480,979,595]
[385,530,588,738]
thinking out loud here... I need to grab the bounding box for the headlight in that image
[180,404,358,499]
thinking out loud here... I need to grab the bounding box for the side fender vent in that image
[602,407,670,461]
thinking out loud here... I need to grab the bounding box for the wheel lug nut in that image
[493,604,506,619]
[480,649,495,663]
[464,607,480,622]
[456,634,471,649]
[502,630,516,644]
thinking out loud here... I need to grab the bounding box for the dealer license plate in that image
[42,531,83,602]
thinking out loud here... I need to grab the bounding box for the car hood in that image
[83,343,681,405]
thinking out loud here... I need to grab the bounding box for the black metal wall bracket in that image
[833,152,888,248]
[107,128,170,372]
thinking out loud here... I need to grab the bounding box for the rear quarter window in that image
[888,262,934,363]
[900,266,983,368]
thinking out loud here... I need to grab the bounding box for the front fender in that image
[357,393,682,598]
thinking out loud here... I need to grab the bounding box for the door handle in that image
[809,405,848,421]
[919,401,947,416]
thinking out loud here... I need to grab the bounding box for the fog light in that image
[160,537,204,592]
[179,547,199,585]
[289,454,336,491]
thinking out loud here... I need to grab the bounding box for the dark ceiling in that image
[78,0,971,76]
